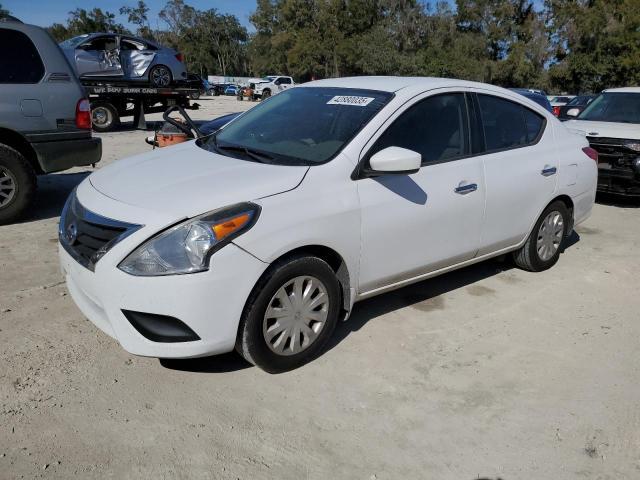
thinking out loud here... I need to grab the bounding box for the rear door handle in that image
[454,183,478,194]
[541,166,557,176]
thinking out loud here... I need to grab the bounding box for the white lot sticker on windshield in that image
[327,96,375,107]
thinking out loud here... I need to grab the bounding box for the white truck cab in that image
[254,75,295,99]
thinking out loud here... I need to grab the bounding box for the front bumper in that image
[597,165,640,197]
[58,195,269,358]
[31,135,102,174]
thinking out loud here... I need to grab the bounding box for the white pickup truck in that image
[253,75,295,99]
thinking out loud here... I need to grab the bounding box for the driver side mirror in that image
[366,146,421,176]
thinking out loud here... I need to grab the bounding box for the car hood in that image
[564,120,640,140]
[89,141,308,218]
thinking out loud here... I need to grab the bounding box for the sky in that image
[3,0,472,32]
[3,0,259,30]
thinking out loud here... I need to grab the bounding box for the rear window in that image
[0,29,45,84]
[478,95,545,152]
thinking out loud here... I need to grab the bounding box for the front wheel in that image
[149,65,172,87]
[261,89,271,99]
[513,200,570,272]
[236,255,341,373]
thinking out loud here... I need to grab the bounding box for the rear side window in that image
[478,94,544,152]
[370,93,470,165]
[0,29,45,84]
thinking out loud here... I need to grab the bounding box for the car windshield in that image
[59,35,90,48]
[199,87,393,166]
[578,93,640,123]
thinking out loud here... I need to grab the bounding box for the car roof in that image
[603,87,640,93]
[303,76,509,94]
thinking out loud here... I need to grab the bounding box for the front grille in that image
[587,136,639,169]
[59,191,141,271]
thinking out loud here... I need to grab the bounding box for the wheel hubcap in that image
[92,108,111,126]
[0,167,16,207]
[262,276,329,356]
[152,67,170,86]
[536,210,564,261]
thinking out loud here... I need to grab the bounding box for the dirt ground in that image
[1,95,639,479]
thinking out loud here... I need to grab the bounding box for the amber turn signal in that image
[212,213,251,240]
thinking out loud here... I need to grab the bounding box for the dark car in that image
[509,88,554,113]
[557,95,595,121]
[184,73,207,99]
[199,112,242,136]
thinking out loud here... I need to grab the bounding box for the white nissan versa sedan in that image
[59,77,598,372]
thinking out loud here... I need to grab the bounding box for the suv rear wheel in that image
[0,143,36,224]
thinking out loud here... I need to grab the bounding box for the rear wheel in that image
[513,200,570,272]
[189,91,200,100]
[149,65,172,87]
[0,144,36,225]
[236,255,341,373]
[91,103,120,132]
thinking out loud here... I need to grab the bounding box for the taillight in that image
[582,146,598,162]
[76,98,91,129]
[175,53,184,63]
[553,106,561,116]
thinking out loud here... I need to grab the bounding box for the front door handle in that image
[454,183,478,195]
[541,166,557,176]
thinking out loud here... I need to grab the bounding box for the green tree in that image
[0,3,10,19]
[48,8,129,41]
[546,0,640,92]
[120,1,153,39]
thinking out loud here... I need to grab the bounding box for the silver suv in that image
[0,20,101,224]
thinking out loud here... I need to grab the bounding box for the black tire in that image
[513,200,570,272]
[149,65,173,87]
[189,91,200,100]
[236,255,341,373]
[0,143,36,225]
[261,89,271,99]
[91,102,120,132]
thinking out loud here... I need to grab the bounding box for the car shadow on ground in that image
[160,352,251,373]
[17,172,90,223]
[162,233,583,374]
[596,192,640,208]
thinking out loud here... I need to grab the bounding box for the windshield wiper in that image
[215,143,276,164]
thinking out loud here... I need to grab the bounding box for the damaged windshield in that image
[199,87,392,166]
[579,92,640,124]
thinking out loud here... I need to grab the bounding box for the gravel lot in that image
[1,95,639,479]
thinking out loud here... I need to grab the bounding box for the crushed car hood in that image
[564,120,640,140]
[89,141,308,218]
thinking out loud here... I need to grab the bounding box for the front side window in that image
[578,93,640,124]
[478,95,545,152]
[369,93,469,165]
[0,29,45,84]
[200,87,392,165]
[82,36,117,51]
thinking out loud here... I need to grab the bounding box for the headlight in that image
[624,141,640,152]
[118,202,260,276]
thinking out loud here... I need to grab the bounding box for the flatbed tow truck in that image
[83,81,200,132]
